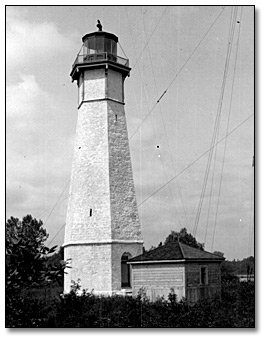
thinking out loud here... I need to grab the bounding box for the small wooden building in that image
[127,242,224,303]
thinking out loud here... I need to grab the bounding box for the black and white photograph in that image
[6,5,255,329]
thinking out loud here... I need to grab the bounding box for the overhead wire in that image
[138,113,254,208]
[43,180,70,225]
[125,6,182,227]
[128,6,227,142]
[45,120,253,249]
[132,6,168,70]
[248,212,254,257]
[204,7,236,246]
[195,7,237,238]
[43,6,249,249]
[204,128,221,245]
[37,195,69,220]
[142,12,189,228]
[118,41,128,59]
[247,155,254,256]
[193,6,238,238]
[210,6,243,252]
[47,223,66,247]
[247,155,254,257]
[138,8,183,228]
[44,7,168,249]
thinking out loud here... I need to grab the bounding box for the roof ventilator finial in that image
[97,19,102,31]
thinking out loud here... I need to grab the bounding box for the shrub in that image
[5,280,255,328]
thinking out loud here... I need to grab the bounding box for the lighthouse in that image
[63,23,143,294]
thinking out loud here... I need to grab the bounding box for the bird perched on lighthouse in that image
[97,19,102,31]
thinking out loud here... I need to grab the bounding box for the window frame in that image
[121,252,132,288]
[200,266,208,285]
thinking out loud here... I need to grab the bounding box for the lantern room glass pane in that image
[112,40,117,55]
[104,38,112,54]
[96,36,104,52]
[88,37,95,54]
[83,37,95,54]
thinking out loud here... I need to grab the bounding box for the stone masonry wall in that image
[111,243,143,291]
[64,65,143,293]
[64,99,111,245]
[64,244,112,293]
[107,69,123,102]
[84,69,105,101]
[107,100,142,242]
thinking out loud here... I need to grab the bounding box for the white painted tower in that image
[63,24,143,294]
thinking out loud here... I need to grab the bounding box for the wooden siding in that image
[131,263,185,302]
[185,262,221,303]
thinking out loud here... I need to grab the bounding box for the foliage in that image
[47,246,64,266]
[221,256,254,282]
[6,215,69,327]
[213,250,225,258]
[6,215,67,290]
[226,256,254,275]
[6,279,255,328]
[164,228,204,250]
[5,216,254,328]
[46,246,65,286]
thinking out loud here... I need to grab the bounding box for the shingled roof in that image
[128,242,224,263]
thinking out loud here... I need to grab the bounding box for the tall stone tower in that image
[63,25,143,294]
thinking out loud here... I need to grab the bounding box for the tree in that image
[6,215,67,291]
[164,228,204,250]
[213,251,225,258]
[6,215,70,327]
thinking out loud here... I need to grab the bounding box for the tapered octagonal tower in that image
[63,26,143,294]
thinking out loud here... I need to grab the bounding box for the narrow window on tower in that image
[115,114,117,122]
[89,208,92,217]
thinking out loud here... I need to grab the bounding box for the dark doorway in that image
[121,253,131,288]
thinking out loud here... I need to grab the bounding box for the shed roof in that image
[128,242,224,263]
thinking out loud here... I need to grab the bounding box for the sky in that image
[6,5,254,261]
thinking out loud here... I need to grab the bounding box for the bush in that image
[5,280,255,328]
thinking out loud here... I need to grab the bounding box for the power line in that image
[194,6,238,238]
[44,180,70,225]
[165,7,227,95]
[248,160,254,257]
[138,113,254,208]
[204,7,236,246]
[247,154,254,256]
[142,16,187,228]
[211,6,243,251]
[126,6,185,228]
[131,6,168,70]
[129,6,227,142]
[47,223,66,247]
[125,5,163,225]
[37,195,69,219]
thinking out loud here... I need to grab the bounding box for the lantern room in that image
[70,29,130,82]
[82,31,118,57]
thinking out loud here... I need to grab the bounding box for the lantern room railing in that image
[72,52,129,69]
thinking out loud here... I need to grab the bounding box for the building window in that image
[200,266,208,285]
[121,253,131,288]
